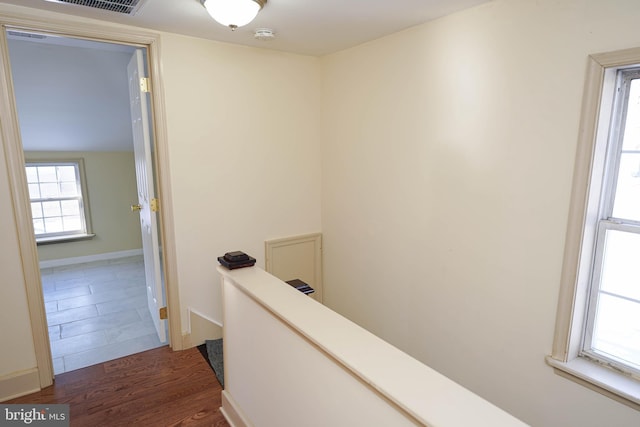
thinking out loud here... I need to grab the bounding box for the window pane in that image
[40,183,59,198]
[611,153,640,221]
[44,217,63,233]
[59,182,78,197]
[28,183,41,199]
[33,218,45,235]
[599,229,640,301]
[25,166,38,183]
[57,165,76,181]
[622,78,640,151]
[62,216,81,231]
[42,201,61,217]
[31,202,43,219]
[592,293,640,370]
[60,200,80,216]
[38,166,57,183]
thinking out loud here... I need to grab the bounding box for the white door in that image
[127,49,166,343]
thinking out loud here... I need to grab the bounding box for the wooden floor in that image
[7,346,230,426]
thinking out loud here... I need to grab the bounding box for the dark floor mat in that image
[204,338,224,388]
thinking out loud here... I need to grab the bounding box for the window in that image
[548,49,640,409]
[25,159,93,243]
[582,67,640,376]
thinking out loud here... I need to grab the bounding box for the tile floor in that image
[41,255,166,375]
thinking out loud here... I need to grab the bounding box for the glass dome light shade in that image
[203,0,264,28]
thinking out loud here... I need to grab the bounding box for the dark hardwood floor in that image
[6,346,230,426]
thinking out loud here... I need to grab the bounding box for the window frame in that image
[25,158,95,244]
[582,222,640,375]
[547,48,640,411]
[580,66,640,378]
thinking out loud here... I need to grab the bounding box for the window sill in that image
[36,233,96,245]
[546,355,640,410]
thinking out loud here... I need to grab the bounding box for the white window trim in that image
[25,158,95,244]
[547,47,640,411]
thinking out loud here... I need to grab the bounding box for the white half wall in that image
[220,266,528,427]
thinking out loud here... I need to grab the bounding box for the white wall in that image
[160,34,322,331]
[0,137,37,377]
[0,4,321,392]
[2,1,640,424]
[320,0,640,426]
[6,38,135,152]
[220,266,527,427]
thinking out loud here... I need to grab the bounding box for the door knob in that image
[131,204,142,212]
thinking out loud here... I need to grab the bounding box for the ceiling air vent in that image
[7,31,48,40]
[43,0,146,15]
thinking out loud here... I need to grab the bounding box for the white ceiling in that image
[5,0,493,153]
[8,37,137,152]
[0,0,491,56]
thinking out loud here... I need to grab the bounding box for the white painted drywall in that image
[0,6,322,390]
[0,137,37,377]
[1,1,639,425]
[6,38,135,152]
[160,34,322,332]
[320,0,640,426]
[221,266,528,427]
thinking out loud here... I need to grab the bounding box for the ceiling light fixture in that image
[201,0,267,31]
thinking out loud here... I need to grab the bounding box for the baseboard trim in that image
[0,368,40,402]
[181,333,193,350]
[221,390,251,427]
[39,249,143,269]
[185,308,222,348]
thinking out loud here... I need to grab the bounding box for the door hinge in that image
[150,198,159,212]
[140,77,150,93]
[159,306,168,320]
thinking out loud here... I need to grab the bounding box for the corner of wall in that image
[182,308,223,349]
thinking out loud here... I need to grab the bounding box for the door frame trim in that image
[0,6,183,388]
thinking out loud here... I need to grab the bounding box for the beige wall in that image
[2,1,640,424]
[321,0,640,426]
[0,6,322,393]
[25,151,142,261]
[157,34,323,335]
[0,136,37,376]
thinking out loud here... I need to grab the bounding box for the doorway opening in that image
[5,30,168,374]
